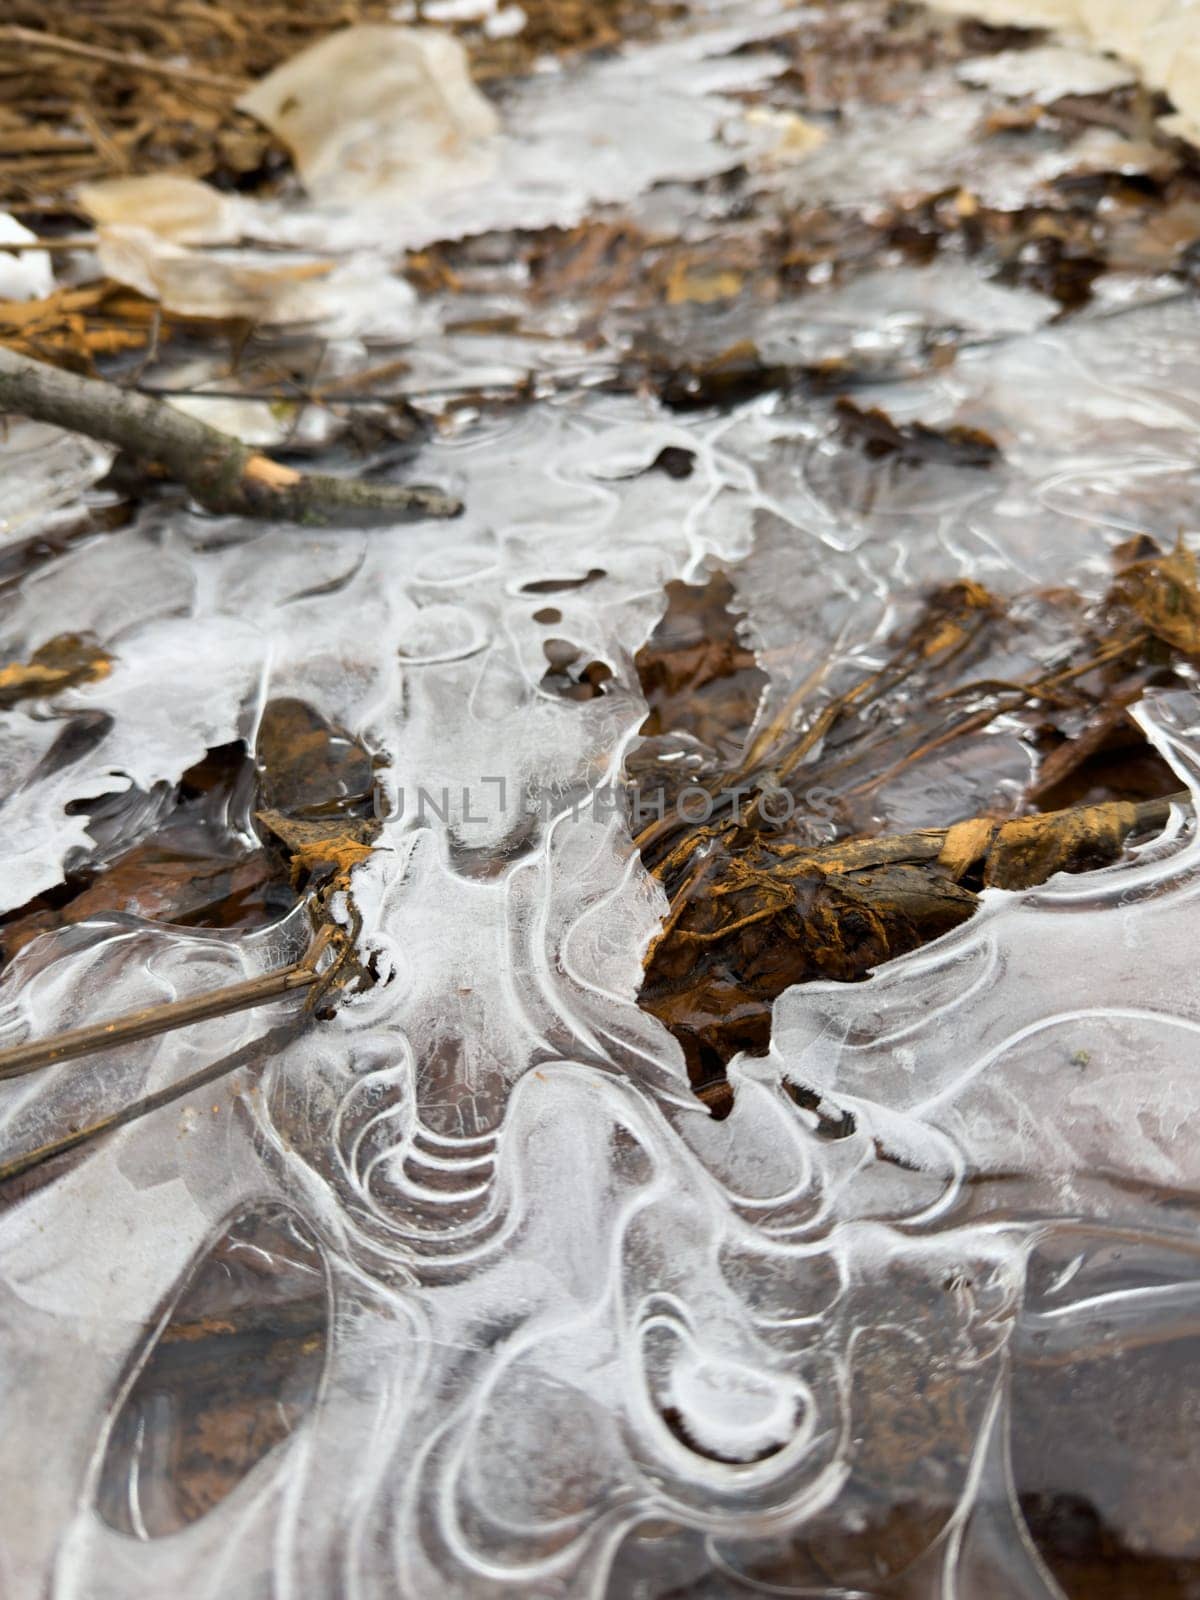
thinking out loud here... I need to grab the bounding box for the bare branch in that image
[0,347,461,524]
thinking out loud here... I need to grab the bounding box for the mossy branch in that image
[0,346,461,525]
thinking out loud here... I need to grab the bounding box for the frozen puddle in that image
[3,3,1200,1597]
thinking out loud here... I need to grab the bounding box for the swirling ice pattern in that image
[4,300,1200,1600]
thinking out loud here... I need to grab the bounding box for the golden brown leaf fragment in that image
[253,697,382,884]
[254,810,377,881]
[0,632,111,708]
[1110,539,1200,656]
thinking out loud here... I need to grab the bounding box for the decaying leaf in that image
[253,697,381,882]
[0,700,384,968]
[633,570,766,753]
[641,793,1176,1082]
[96,1204,327,1538]
[95,225,333,323]
[632,543,1200,1093]
[255,698,375,817]
[0,633,111,708]
[236,25,498,204]
[0,742,295,965]
[254,809,376,880]
[834,398,1002,469]
[1110,538,1200,657]
[77,174,241,245]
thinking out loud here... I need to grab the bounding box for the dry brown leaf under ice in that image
[1110,539,1200,657]
[0,633,112,708]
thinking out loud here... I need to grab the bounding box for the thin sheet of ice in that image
[2,282,1200,1594]
[4,9,1200,1600]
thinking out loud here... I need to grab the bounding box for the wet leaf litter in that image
[4,3,1200,1598]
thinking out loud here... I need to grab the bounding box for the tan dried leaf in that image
[237,25,498,204]
[255,809,376,878]
[77,175,241,245]
[0,633,112,709]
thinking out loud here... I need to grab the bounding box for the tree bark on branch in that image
[0,346,461,524]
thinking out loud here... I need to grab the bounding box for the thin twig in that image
[0,957,318,1081]
[0,347,461,524]
[0,25,246,94]
[0,1018,305,1188]
[0,236,96,253]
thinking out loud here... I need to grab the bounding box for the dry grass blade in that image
[0,25,246,93]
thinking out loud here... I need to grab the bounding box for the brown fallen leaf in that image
[834,397,1001,469]
[633,570,766,751]
[1110,538,1200,656]
[254,809,376,880]
[641,792,1178,1083]
[96,1204,327,1538]
[253,697,382,883]
[1,849,279,962]
[77,173,240,244]
[255,697,375,818]
[0,741,299,966]
[0,632,111,708]
[625,533,1200,1096]
[95,225,334,322]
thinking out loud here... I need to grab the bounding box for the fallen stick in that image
[0,347,461,524]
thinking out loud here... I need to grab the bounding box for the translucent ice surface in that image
[4,4,1200,1598]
